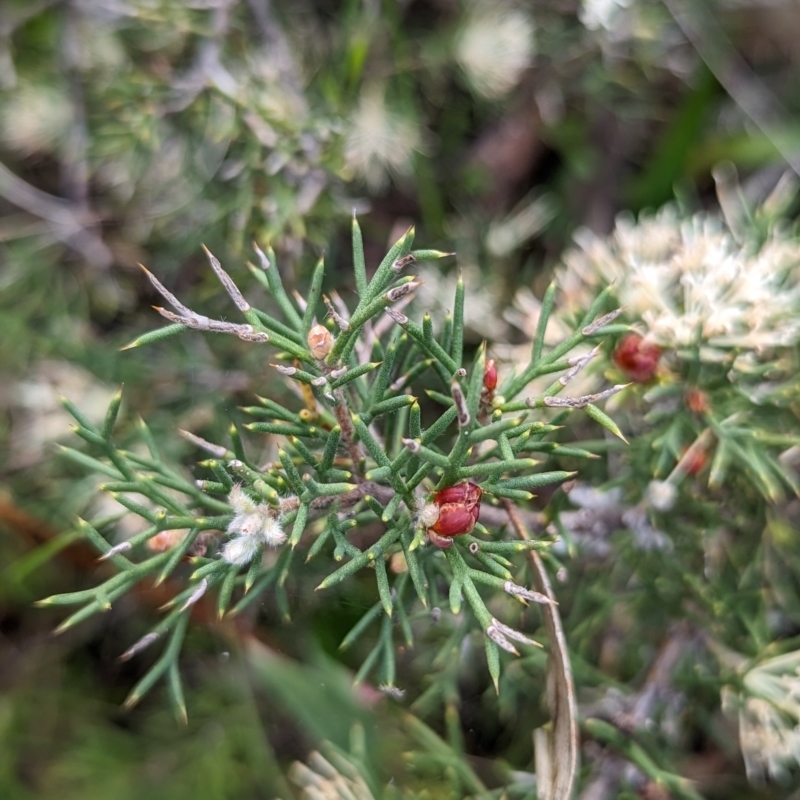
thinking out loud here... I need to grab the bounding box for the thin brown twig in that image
[278,479,547,533]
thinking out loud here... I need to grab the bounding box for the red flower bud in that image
[612,333,661,383]
[483,359,498,392]
[427,482,482,547]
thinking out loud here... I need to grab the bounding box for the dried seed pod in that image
[307,324,333,359]
[612,333,661,382]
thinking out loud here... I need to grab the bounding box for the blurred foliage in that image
[3,0,800,797]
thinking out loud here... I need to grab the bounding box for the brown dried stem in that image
[504,499,579,800]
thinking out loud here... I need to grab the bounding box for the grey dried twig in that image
[529,384,628,409]
[140,264,270,343]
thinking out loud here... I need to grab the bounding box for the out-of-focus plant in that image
[0,0,348,532]
[6,1,800,797]
[0,1,341,264]
[498,174,800,794]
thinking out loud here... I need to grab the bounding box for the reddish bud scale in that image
[680,446,707,476]
[483,360,498,392]
[434,482,482,507]
[427,482,482,547]
[431,505,477,537]
[685,387,709,414]
[612,333,661,383]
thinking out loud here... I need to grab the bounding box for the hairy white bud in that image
[418,503,440,528]
[221,534,264,566]
[646,479,678,512]
[221,485,287,565]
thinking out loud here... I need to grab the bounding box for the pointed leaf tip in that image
[122,693,140,711]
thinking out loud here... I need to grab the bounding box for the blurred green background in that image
[2,0,800,797]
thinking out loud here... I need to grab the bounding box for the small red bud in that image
[612,333,661,383]
[427,482,482,546]
[483,359,498,392]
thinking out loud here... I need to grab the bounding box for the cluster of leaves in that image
[43,222,627,732]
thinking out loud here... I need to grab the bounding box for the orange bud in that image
[307,324,333,359]
[685,387,709,414]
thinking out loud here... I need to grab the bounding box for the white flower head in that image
[554,195,800,365]
[221,485,286,566]
[646,479,678,512]
[724,648,800,784]
[344,85,421,191]
[455,6,535,99]
[220,535,264,567]
[418,503,440,529]
[0,83,73,155]
[228,483,259,516]
[579,0,635,33]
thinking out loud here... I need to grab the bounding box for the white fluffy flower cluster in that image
[455,6,535,99]
[558,203,800,362]
[344,85,421,192]
[723,648,800,783]
[579,0,635,33]
[220,485,286,566]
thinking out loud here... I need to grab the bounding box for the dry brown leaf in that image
[528,549,579,800]
[504,500,579,800]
